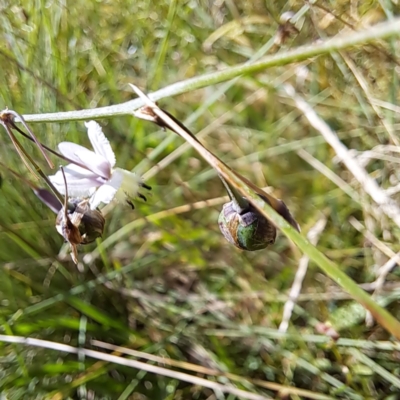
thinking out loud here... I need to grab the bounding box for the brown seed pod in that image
[56,199,105,245]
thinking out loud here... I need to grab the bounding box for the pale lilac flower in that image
[49,121,146,209]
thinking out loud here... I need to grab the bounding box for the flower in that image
[49,121,147,209]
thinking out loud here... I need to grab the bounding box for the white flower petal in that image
[63,163,100,179]
[89,184,118,209]
[49,164,100,184]
[107,169,125,191]
[90,168,126,210]
[64,177,102,193]
[58,142,91,162]
[74,149,111,180]
[49,167,103,198]
[85,121,116,168]
[59,142,111,179]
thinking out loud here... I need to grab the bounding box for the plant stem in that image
[19,17,400,124]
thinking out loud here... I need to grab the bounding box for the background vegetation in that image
[1,0,400,398]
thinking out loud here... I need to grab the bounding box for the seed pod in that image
[32,165,106,264]
[55,198,105,264]
[56,199,105,245]
[35,187,104,244]
[218,201,276,251]
[74,201,105,244]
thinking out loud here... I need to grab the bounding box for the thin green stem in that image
[19,17,400,124]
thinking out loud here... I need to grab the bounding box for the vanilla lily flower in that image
[49,121,148,209]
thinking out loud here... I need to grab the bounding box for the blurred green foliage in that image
[1,0,400,398]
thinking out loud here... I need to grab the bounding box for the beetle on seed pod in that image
[217,174,300,251]
[218,200,276,251]
[128,86,299,251]
[218,174,276,251]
